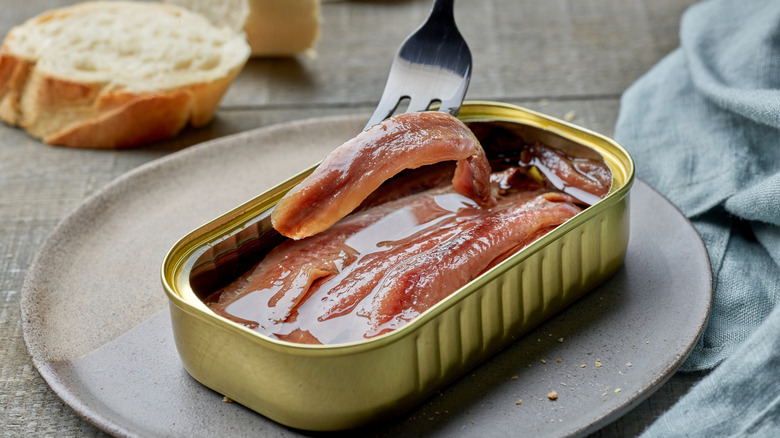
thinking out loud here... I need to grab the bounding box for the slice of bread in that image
[166,0,320,57]
[0,1,250,149]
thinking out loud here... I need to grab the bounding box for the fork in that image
[363,0,472,131]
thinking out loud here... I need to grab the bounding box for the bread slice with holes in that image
[166,0,320,57]
[0,1,250,149]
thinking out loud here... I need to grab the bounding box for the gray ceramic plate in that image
[21,115,711,438]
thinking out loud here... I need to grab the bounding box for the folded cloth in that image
[615,0,780,372]
[615,0,780,435]
[639,302,780,437]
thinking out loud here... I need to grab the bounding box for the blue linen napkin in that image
[641,303,780,437]
[614,0,780,435]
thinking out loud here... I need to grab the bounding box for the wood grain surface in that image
[0,0,703,436]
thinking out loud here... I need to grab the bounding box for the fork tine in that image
[406,96,435,113]
[436,72,471,116]
[364,94,401,130]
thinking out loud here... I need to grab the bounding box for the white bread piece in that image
[0,1,250,149]
[166,0,320,57]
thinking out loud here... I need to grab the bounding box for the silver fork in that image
[363,0,472,130]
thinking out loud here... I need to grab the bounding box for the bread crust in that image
[46,92,191,149]
[165,0,321,57]
[0,54,32,126]
[32,65,243,149]
[243,0,321,56]
[0,2,250,149]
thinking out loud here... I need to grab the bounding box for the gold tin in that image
[161,101,634,431]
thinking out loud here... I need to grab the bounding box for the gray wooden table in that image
[1,0,706,436]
